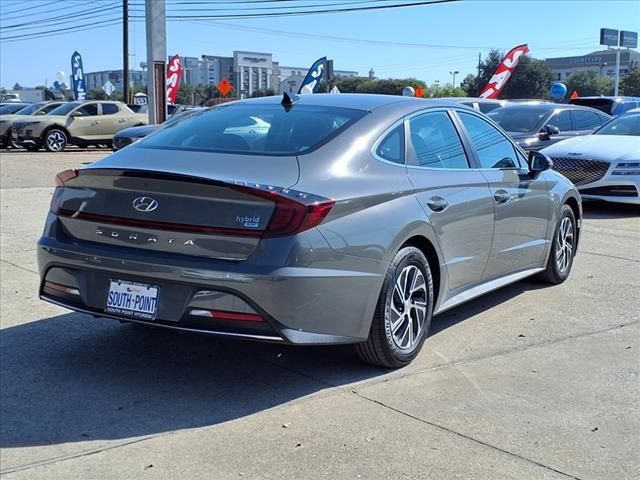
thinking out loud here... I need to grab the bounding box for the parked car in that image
[486,102,611,151]
[128,103,183,115]
[113,107,206,150]
[0,101,65,148]
[569,96,640,116]
[440,97,508,114]
[541,109,640,205]
[39,94,581,368]
[12,101,147,152]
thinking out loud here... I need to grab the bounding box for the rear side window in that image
[408,111,469,169]
[458,112,518,169]
[548,110,572,131]
[573,110,604,130]
[375,124,404,164]
[40,103,62,114]
[101,103,119,115]
[139,104,366,155]
[74,103,99,116]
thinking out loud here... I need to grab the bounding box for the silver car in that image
[38,94,582,368]
[541,109,640,205]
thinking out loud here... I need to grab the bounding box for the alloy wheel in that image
[389,265,428,350]
[555,216,574,274]
[47,131,66,151]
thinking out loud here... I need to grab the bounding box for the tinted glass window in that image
[48,102,82,116]
[573,110,603,130]
[612,102,639,115]
[74,103,99,116]
[478,103,503,114]
[101,103,119,115]
[0,104,29,114]
[39,103,63,114]
[486,106,549,133]
[14,103,42,115]
[408,111,468,169]
[459,112,518,169]
[548,110,572,131]
[140,104,366,155]
[375,124,404,164]
[595,112,640,136]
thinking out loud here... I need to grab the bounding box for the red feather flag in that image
[166,55,182,105]
[479,44,529,99]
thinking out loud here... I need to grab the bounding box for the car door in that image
[68,102,101,140]
[455,110,551,280]
[573,109,608,135]
[98,102,129,137]
[405,109,495,292]
[543,108,576,146]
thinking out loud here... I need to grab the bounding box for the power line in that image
[0,17,122,42]
[0,0,64,18]
[1,3,121,31]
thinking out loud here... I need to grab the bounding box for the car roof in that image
[571,96,640,101]
[437,97,506,104]
[234,93,462,112]
[492,101,603,111]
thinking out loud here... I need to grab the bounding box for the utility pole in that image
[123,0,129,104]
[614,47,621,96]
[145,0,167,124]
[449,70,459,88]
[476,52,482,96]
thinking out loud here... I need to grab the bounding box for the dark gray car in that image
[487,102,611,151]
[38,94,582,368]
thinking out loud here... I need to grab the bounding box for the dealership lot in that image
[1,150,638,479]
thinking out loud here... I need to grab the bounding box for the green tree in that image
[176,84,195,105]
[462,50,554,99]
[251,88,276,98]
[429,84,467,98]
[565,71,613,97]
[334,77,426,95]
[620,68,640,96]
[88,88,107,100]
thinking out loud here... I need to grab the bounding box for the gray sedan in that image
[38,94,581,368]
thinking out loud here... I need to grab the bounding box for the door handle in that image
[494,190,511,204]
[91,120,101,126]
[117,119,126,123]
[426,196,449,212]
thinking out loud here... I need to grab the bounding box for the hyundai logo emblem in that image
[132,196,159,212]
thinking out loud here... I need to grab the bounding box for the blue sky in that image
[1,0,639,89]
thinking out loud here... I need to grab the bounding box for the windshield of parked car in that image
[486,106,550,133]
[0,104,29,115]
[139,103,367,155]
[48,102,83,116]
[595,112,640,136]
[14,103,45,115]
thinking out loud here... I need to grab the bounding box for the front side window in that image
[73,103,99,117]
[595,113,640,136]
[573,110,603,130]
[39,103,63,114]
[407,111,469,169]
[458,112,518,169]
[548,110,572,131]
[375,123,404,164]
[101,103,119,115]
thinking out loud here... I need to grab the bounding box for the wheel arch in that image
[563,193,582,247]
[41,124,70,140]
[400,234,443,308]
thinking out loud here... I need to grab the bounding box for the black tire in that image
[356,246,434,368]
[538,204,577,284]
[8,130,22,149]
[43,128,67,152]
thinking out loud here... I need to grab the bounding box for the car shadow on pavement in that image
[582,200,639,219]
[0,312,385,449]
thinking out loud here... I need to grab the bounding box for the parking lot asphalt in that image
[1,150,638,480]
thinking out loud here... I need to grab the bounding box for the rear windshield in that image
[486,106,550,133]
[138,103,367,155]
[569,98,614,114]
[595,112,640,136]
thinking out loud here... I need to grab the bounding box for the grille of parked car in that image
[550,157,610,186]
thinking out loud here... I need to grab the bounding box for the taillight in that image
[51,169,79,214]
[55,169,79,187]
[231,183,335,238]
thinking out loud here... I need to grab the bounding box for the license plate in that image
[105,279,159,320]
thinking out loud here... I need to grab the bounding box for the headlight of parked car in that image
[612,162,640,176]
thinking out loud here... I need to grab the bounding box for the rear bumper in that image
[37,224,387,345]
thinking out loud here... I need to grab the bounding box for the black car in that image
[113,107,205,150]
[486,102,611,151]
[568,96,640,116]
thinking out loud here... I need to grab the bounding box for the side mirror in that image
[70,111,82,117]
[528,151,553,173]
[545,124,560,135]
